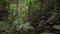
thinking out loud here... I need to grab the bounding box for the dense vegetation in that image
[0,0,60,34]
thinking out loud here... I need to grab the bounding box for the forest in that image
[0,0,60,34]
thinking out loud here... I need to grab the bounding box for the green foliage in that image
[53,25,60,30]
[17,22,33,31]
[0,0,60,34]
[41,32,53,34]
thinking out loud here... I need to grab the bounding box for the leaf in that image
[41,32,53,34]
[53,25,60,30]
[17,22,33,31]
